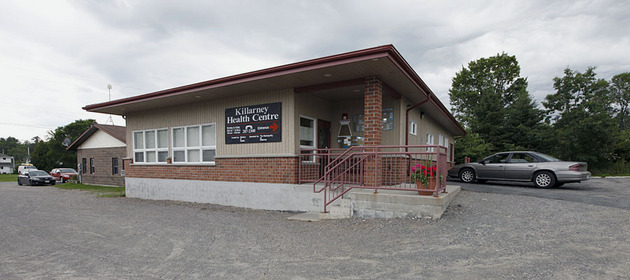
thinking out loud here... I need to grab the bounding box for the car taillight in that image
[569,164,581,171]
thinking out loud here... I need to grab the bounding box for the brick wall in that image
[124,156,299,184]
[77,147,126,186]
[363,76,383,187]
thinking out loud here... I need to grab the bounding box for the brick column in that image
[363,76,383,187]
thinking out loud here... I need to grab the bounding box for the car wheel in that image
[51,181,56,186]
[17,180,22,186]
[459,168,476,183]
[533,171,556,188]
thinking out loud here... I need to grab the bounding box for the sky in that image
[1,0,629,142]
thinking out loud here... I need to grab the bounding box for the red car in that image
[50,168,78,183]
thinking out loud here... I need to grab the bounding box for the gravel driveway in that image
[1,180,629,279]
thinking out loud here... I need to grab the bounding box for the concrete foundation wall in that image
[126,177,323,212]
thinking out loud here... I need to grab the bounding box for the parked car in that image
[17,170,56,186]
[448,151,591,188]
[18,164,38,175]
[50,168,78,183]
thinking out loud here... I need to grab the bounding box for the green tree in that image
[610,72,630,129]
[542,67,615,167]
[449,53,544,152]
[454,131,493,163]
[31,119,95,171]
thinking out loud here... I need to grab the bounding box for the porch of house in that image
[290,144,461,220]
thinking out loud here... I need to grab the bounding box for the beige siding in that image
[295,93,333,149]
[126,89,295,158]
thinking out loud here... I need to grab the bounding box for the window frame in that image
[133,128,169,164]
[426,133,435,152]
[409,121,417,135]
[171,123,217,164]
[112,158,119,175]
[89,158,95,174]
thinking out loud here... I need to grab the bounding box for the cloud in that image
[0,0,629,142]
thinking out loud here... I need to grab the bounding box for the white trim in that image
[132,127,169,164]
[299,115,317,162]
[299,115,317,149]
[409,121,417,135]
[171,123,217,164]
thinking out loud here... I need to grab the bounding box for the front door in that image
[317,120,331,149]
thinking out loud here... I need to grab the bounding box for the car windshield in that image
[29,170,49,176]
[26,166,37,170]
[59,168,77,173]
[533,152,560,162]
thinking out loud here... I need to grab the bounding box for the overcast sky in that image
[1,0,629,142]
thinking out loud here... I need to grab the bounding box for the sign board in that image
[225,102,282,144]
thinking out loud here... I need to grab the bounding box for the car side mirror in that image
[480,161,486,165]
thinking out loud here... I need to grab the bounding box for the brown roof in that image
[66,123,126,151]
[83,45,465,136]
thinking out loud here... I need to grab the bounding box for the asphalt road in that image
[1,180,629,279]
[449,177,630,210]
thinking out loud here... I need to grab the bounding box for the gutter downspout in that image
[405,92,431,147]
[405,92,432,176]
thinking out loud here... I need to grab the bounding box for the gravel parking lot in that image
[1,179,629,279]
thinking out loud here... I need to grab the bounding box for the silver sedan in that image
[448,151,591,188]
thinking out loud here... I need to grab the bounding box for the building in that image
[67,123,126,186]
[83,45,466,214]
[0,154,14,174]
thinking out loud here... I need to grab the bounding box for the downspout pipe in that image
[405,92,431,176]
[405,92,431,146]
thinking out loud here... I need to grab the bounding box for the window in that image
[509,153,535,163]
[409,121,417,135]
[172,124,216,163]
[82,158,87,174]
[133,128,169,163]
[353,108,395,132]
[299,116,316,148]
[484,153,509,164]
[90,158,95,174]
[112,158,119,175]
[444,137,450,160]
[382,108,394,130]
[353,114,364,132]
[300,116,317,162]
[426,133,434,152]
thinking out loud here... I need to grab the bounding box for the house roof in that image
[83,45,465,136]
[66,123,126,151]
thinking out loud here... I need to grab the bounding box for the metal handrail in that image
[299,145,449,212]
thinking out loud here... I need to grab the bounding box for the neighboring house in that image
[67,123,126,186]
[0,154,14,174]
[83,45,466,212]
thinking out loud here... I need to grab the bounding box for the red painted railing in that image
[299,145,448,212]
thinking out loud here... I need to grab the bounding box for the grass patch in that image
[0,174,18,182]
[55,183,125,197]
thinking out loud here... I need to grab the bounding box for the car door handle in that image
[528,165,534,167]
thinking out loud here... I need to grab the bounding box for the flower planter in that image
[416,177,436,196]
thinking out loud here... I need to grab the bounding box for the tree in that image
[542,67,615,167]
[610,72,630,130]
[454,131,493,163]
[449,53,544,152]
[30,119,95,171]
